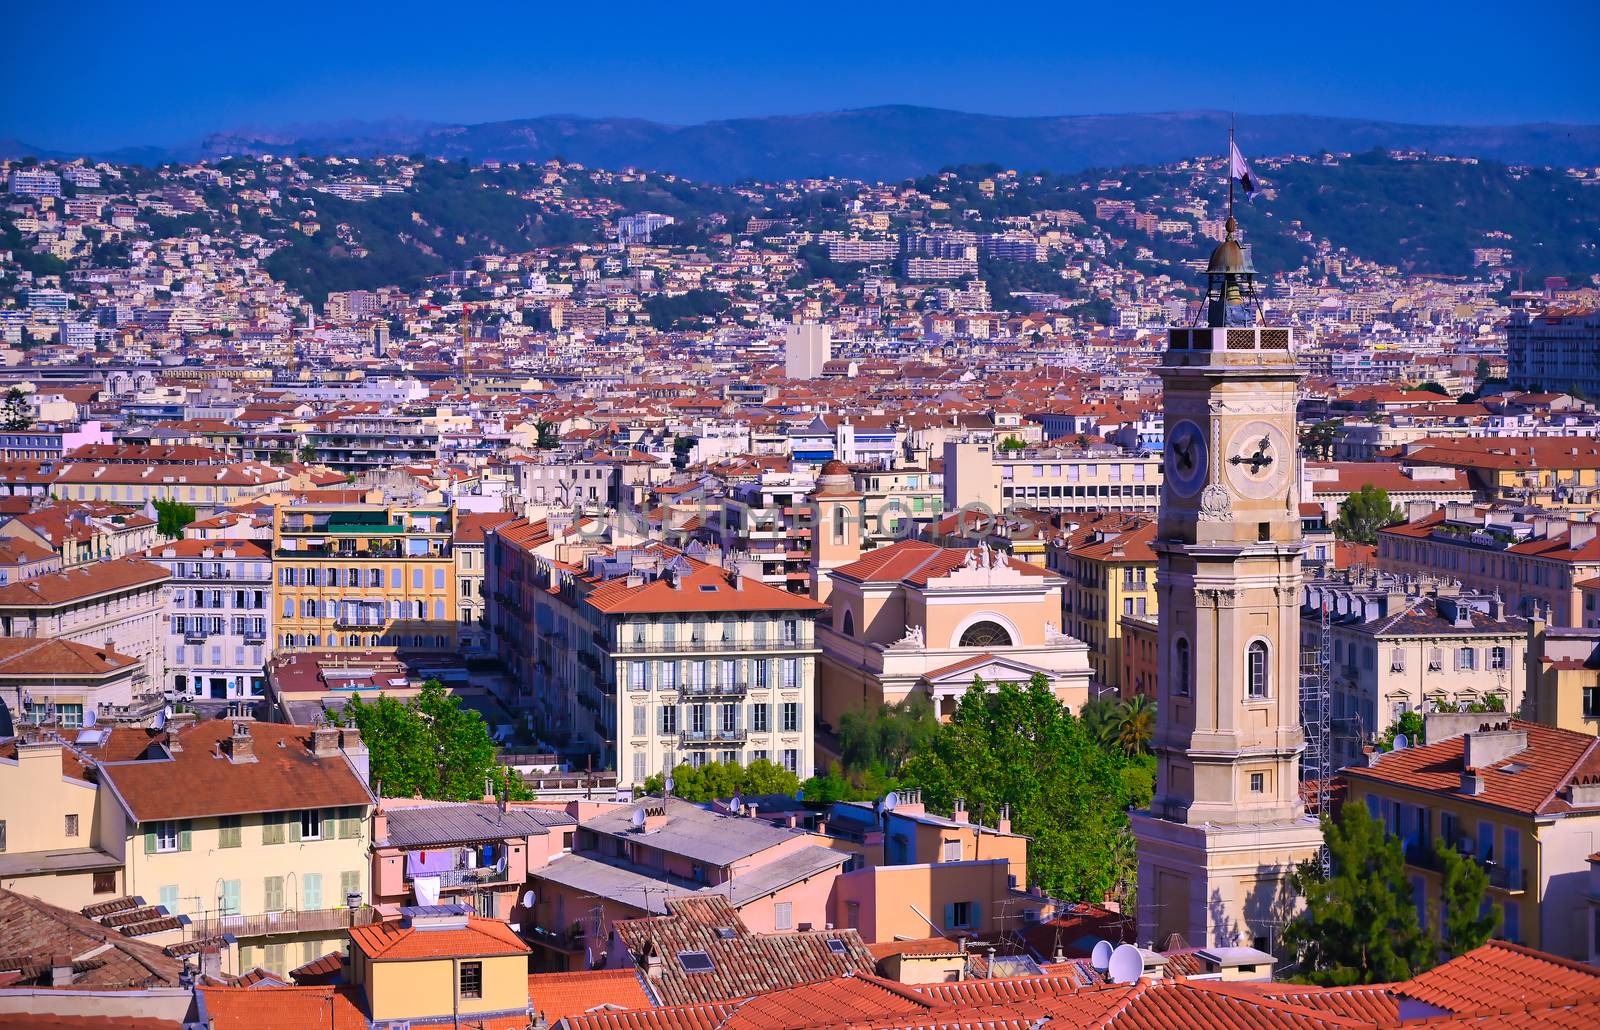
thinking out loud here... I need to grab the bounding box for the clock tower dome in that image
[1129,214,1323,954]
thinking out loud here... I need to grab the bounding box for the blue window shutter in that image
[970,901,981,928]
[943,903,955,930]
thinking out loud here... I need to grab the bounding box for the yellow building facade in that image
[273,503,460,652]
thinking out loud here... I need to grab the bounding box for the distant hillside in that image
[12,108,1600,181]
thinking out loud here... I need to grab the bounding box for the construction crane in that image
[1300,598,1332,879]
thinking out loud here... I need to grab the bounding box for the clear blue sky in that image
[6,0,1597,151]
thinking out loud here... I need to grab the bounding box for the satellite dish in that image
[630,808,647,829]
[1090,939,1114,972]
[1107,944,1143,985]
[664,774,675,795]
[83,710,97,727]
[521,890,535,908]
[1393,733,1409,751]
[881,791,900,813]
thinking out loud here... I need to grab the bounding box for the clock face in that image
[1224,421,1290,499]
[1165,419,1208,498]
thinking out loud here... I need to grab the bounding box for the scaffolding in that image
[1299,600,1332,879]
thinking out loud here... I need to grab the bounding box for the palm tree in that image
[1078,697,1121,750]
[1115,695,1155,757]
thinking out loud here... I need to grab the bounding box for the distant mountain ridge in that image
[9,107,1600,181]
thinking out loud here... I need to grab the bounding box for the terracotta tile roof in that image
[0,888,183,990]
[865,937,965,960]
[1395,940,1600,1014]
[530,967,656,1023]
[196,984,369,1030]
[1343,719,1600,817]
[0,637,139,678]
[347,913,530,960]
[832,539,1055,586]
[97,718,370,822]
[0,1017,178,1029]
[610,896,874,1007]
[0,557,168,608]
[586,559,825,616]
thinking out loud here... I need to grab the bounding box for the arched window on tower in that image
[841,610,855,638]
[832,504,847,545]
[1174,638,1191,697]
[1247,640,1269,699]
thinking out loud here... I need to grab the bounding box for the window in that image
[782,702,799,733]
[159,884,179,913]
[1246,641,1269,699]
[782,748,799,774]
[752,703,770,733]
[958,620,1012,648]
[946,901,977,929]
[93,871,116,894]
[942,839,962,862]
[1489,646,1508,671]
[1174,638,1191,697]
[65,814,79,837]
[263,875,286,911]
[153,821,180,853]
[220,879,241,916]
[1586,686,1600,719]
[300,809,323,841]
[633,705,647,737]
[218,815,241,848]
[1456,647,1476,672]
[1250,773,1265,793]
[660,705,678,735]
[1428,647,1443,672]
[774,901,793,930]
[458,960,483,999]
[1390,648,1406,673]
[1502,902,1520,944]
[679,950,715,972]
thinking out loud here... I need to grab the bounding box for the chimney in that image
[644,948,663,980]
[226,720,255,764]
[644,804,668,832]
[1463,723,1527,768]
[951,797,969,824]
[1572,523,1598,550]
[1460,767,1486,796]
[198,946,222,981]
[50,955,75,988]
[372,808,389,845]
[997,803,1012,835]
[311,726,340,758]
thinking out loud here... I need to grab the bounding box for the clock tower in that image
[1129,215,1323,954]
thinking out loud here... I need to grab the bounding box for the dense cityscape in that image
[3,14,1600,1028]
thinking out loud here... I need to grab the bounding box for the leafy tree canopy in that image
[640,759,800,803]
[152,497,197,539]
[1334,484,1402,544]
[333,680,531,801]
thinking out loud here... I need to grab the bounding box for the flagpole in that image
[1228,113,1235,222]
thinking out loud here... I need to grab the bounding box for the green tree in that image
[1282,804,1434,985]
[1077,696,1123,751]
[1436,839,1499,960]
[535,420,560,449]
[1333,484,1402,544]
[1298,418,1341,460]
[640,759,800,802]
[1416,381,1449,396]
[296,443,318,463]
[1379,708,1425,751]
[153,498,197,539]
[1114,695,1155,757]
[334,680,531,801]
[899,673,1145,901]
[998,436,1027,452]
[836,695,938,777]
[1,388,33,431]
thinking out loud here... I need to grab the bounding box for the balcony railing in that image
[614,638,807,654]
[678,680,749,698]
[1487,863,1528,892]
[197,905,377,940]
[680,728,748,746]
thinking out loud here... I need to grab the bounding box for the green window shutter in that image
[144,829,157,855]
[340,870,361,904]
[288,812,302,843]
[264,875,284,911]
[179,821,192,852]
[221,879,241,916]
[262,813,283,845]
[323,808,339,838]
[304,872,323,910]
[219,816,241,849]
[339,807,359,839]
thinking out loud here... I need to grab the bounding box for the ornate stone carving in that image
[890,624,926,650]
[1198,483,1234,522]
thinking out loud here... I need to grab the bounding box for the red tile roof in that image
[97,719,370,822]
[348,914,529,960]
[530,968,656,1023]
[1343,719,1600,817]
[1396,940,1600,1014]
